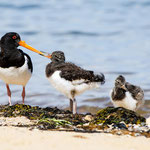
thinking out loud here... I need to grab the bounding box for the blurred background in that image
[0,0,150,116]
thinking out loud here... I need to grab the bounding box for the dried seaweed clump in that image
[37,118,72,130]
[95,107,146,125]
[0,104,148,136]
[0,104,86,129]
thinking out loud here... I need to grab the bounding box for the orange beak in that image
[18,41,52,59]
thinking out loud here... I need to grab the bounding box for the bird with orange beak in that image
[0,32,49,105]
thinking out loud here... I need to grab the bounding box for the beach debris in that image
[37,118,72,130]
[0,104,150,138]
[95,107,145,125]
[73,135,88,139]
[84,115,94,122]
[146,117,150,127]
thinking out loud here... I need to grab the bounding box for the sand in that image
[0,126,150,150]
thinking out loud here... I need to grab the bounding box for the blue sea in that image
[0,0,150,116]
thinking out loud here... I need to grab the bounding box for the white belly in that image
[110,91,137,111]
[47,71,99,99]
[0,56,32,86]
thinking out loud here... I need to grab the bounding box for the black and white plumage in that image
[0,32,33,105]
[46,51,105,114]
[110,75,144,111]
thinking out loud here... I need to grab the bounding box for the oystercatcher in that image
[46,51,105,114]
[0,32,48,105]
[110,75,144,111]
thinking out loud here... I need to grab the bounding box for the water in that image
[0,0,150,116]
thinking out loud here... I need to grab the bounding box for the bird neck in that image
[114,87,126,94]
[0,42,18,56]
[112,87,126,101]
[52,60,64,65]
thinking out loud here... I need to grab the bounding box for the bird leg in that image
[6,84,11,106]
[73,99,77,114]
[70,99,77,114]
[70,99,73,112]
[22,86,25,104]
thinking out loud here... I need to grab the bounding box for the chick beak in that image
[121,85,126,90]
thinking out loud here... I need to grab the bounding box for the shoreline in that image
[0,126,150,150]
[0,104,150,137]
[0,107,150,150]
[0,104,150,150]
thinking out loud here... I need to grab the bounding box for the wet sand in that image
[0,126,150,150]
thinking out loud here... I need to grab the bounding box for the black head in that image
[51,51,65,63]
[115,75,126,89]
[1,32,21,48]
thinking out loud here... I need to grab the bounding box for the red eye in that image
[12,35,17,39]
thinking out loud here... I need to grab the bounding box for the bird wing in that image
[58,62,94,83]
[125,82,144,101]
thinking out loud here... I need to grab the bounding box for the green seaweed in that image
[95,107,146,125]
[0,105,146,126]
[0,104,149,138]
[0,104,49,120]
[0,104,86,126]
[37,118,72,130]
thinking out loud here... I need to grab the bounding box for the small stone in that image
[55,114,66,118]
[84,115,93,122]
[108,124,113,130]
[146,117,150,127]
[83,123,90,127]
[0,120,4,125]
[133,124,140,131]
[128,127,133,132]
[134,133,140,137]
[76,124,82,128]
[116,123,127,129]
[116,131,122,135]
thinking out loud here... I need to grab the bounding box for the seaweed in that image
[0,104,149,137]
[37,118,72,130]
[95,107,146,125]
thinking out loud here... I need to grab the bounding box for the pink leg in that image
[22,86,25,104]
[6,84,11,106]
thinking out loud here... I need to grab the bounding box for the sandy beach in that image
[0,126,149,150]
[0,106,150,150]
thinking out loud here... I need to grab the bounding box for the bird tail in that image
[94,73,105,84]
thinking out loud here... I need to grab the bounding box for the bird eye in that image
[116,80,120,84]
[12,35,17,39]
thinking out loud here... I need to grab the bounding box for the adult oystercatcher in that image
[110,75,144,111]
[46,51,105,114]
[0,32,48,105]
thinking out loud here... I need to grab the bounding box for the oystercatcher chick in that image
[46,51,105,114]
[110,75,144,111]
[0,32,46,106]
